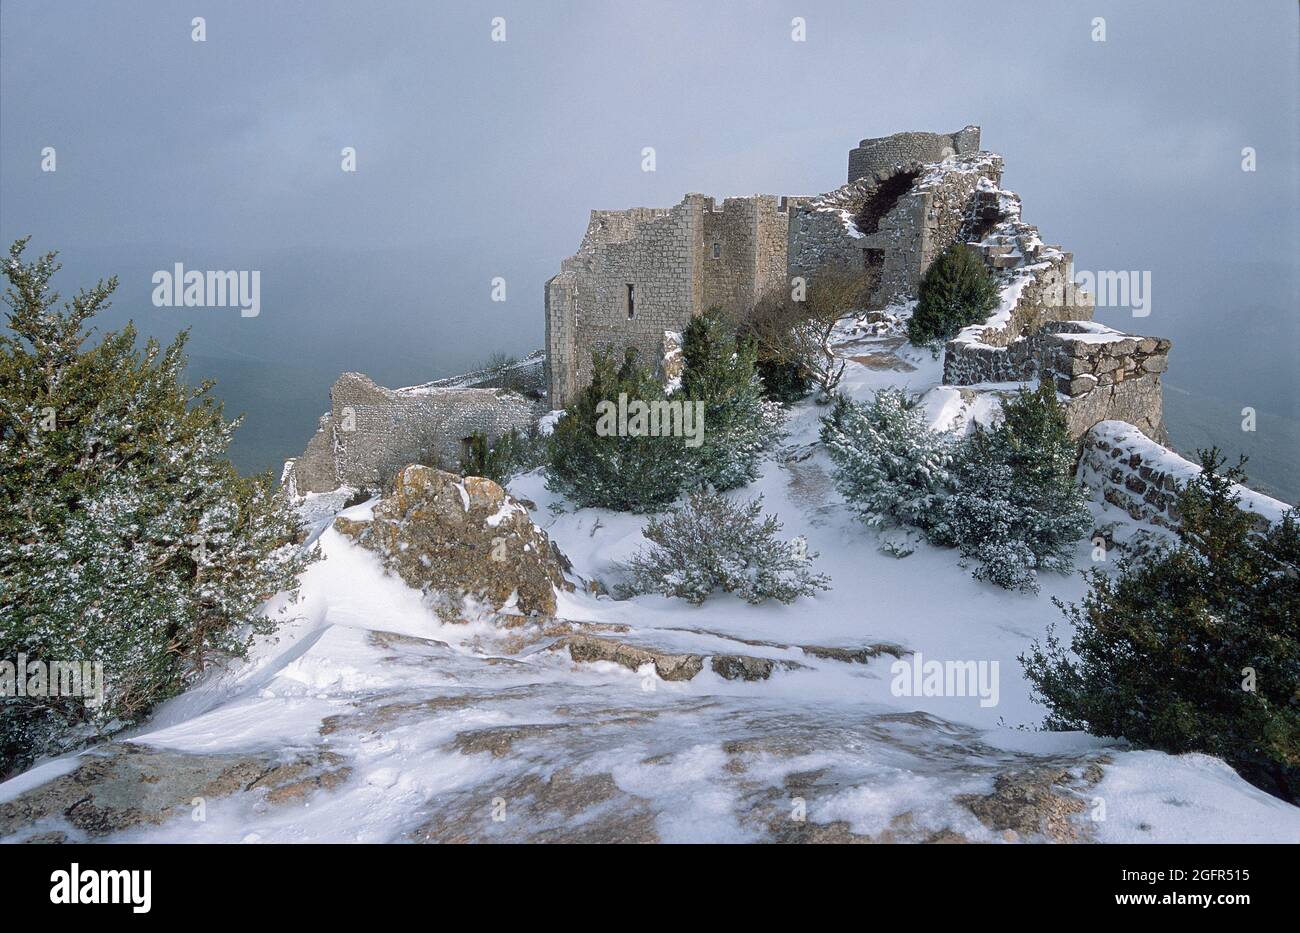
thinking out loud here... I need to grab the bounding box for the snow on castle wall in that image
[282,372,540,495]
[1080,421,1290,532]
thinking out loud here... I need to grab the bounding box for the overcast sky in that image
[1,0,1296,468]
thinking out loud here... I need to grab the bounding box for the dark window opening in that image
[626,283,635,319]
[863,249,885,302]
[712,242,721,259]
[965,192,1006,242]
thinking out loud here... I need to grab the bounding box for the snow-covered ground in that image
[4,321,1297,844]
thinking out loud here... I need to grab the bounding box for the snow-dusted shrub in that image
[619,490,830,605]
[680,309,784,491]
[546,349,691,512]
[820,388,956,536]
[460,426,545,485]
[0,240,315,773]
[905,244,998,346]
[943,381,1091,591]
[1022,451,1300,803]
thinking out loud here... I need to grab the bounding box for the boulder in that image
[334,465,571,618]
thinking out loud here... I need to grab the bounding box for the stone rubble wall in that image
[848,125,981,183]
[545,193,802,408]
[788,152,1002,310]
[1080,420,1289,532]
[283,371,541,495]
[408,348,546,398]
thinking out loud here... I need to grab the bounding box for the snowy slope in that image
[4,321,1297,844]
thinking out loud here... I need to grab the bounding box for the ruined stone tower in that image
[544,193,806,409]
[847,125,981,183]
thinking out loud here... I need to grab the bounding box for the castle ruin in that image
[545,193,807,408]
[289,126,1183,502]
[544,124,1170,448]
[281,358,544,496]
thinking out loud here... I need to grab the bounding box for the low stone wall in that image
[1079,421,1290,531]
[283,372,541,495]
[942,320,1171,443]
[1040,322,1170,442]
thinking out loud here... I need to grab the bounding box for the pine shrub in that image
[820,388,955,535]
[943,381,1092,591]
[619,489,830,605]
[1022,451,1300,802]
[906,243,999,346]
[545,349,690,512]
[680,309,784,490]
[0,240,315,773]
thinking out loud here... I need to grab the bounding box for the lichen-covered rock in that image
[0,744,351,841]
[956,761,1108,843]
[334,465,571,618]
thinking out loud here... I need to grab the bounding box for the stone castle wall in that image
[1080,421,1289,532]
[283,372,540,495]
[545,193,801,408]
[943,319,1171,442]
[788,153,1002,310]
[848,125,981,183]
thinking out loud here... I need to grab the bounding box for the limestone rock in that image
[0,744,351,841]
[334,465,572,618]
[552,633,805,682]
[957,761,1107,843]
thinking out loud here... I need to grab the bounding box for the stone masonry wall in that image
[546,193,800,408]
[789,151,1002,311]
[1080,420,1289,532]
[283,372,541,495]
[848,125,981,183]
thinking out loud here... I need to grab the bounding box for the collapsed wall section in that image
[788,152,1003,310]
[283,372,540,495]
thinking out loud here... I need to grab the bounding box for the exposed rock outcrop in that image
[334,465,571,618]
[957,760,1108,843]
[551,633,805,682]
[0,744,350,842]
